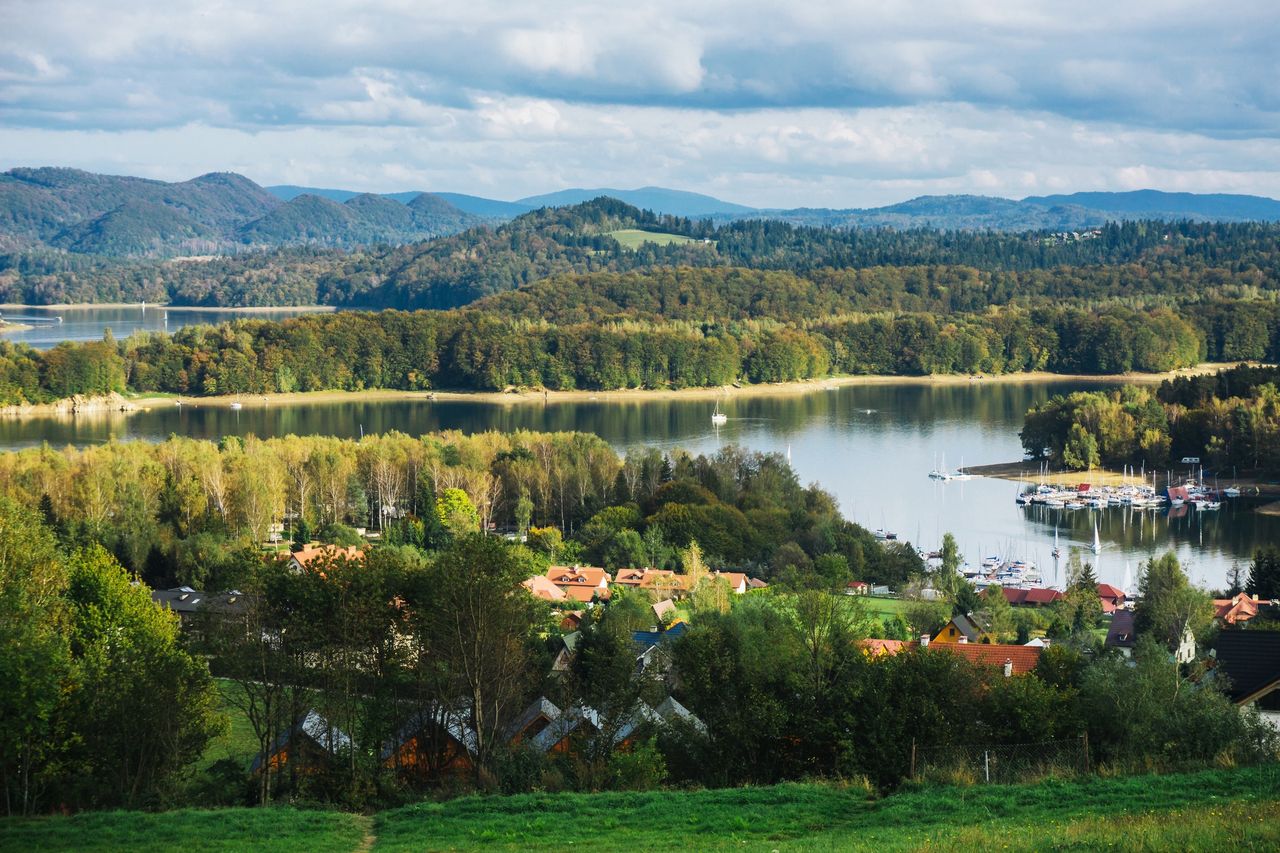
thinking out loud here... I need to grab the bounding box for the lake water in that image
[2,378,1273,590]
[0,304,325,349]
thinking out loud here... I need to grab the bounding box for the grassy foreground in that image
[4,764,1278,851]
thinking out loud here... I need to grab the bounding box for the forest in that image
[1020,364,1280,473]
[1,430,1274,814]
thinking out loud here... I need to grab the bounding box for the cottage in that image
[1212,631,1280,731]
[845,580,870,596]
[1105,610,1137,657]
[505,697,562,745]
[933,613,996,645]
[1097,583,1127,614]
[857,637,1041,674]
[382,705,477,778]
[711,571,749,594]
[252,710,352,776]
[522,574,568,602]
[151,586,248,628]
[992,587,1063,607]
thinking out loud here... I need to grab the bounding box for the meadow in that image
[4,763,1276,851]
[606,228,703,249]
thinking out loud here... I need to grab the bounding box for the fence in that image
[911,736,1091,785]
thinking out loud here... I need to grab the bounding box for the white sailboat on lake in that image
[1091,519,1102,555]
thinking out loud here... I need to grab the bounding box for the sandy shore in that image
[0,302,333,313]
[0,323,33,334]
[0,361,1255,419]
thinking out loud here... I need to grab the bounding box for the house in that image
[711,571,749,594]
[748,577,769,591]
[505,697,562,745]
[546,565,613,603]
[653,696,707,736]
[942,642,1043,675]
[522,575,568,603]
[1211,631,1280,731]
[990,587,1063,607]
[552,631,581,674]
[1176,624,1197,665]
[1213,593,1262,626]
[382,705,477,778]
[1097,583,1127,614]
[857,637,1041,674]
[632,622,689,674]
[1024,637,1052,648]
[252,710,352,776]
[1105,610,1137,657]
[651,598,677,624]
[530,701,671,755]
[845,580,870,596]
[151,586,249,628]
[614,568,692,597]
[288,544,366,573]
[933,613,996,645]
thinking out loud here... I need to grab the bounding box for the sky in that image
[2,0,1279,208]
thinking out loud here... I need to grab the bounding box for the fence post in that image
[911,738,917,780]
[984,750,990,783]
[1082,732,1091,775]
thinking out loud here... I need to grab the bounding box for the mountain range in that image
[4,165,1280,258]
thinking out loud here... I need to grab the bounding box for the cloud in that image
[0,1,1277,204]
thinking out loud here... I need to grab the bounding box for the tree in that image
[1247,546,1280,599]
[437,487,480,537]
[413,536,541,783]
[0,498,71,816]
[1062,423,1100,470]
[979,584,1015,641]
[62,546,224,808]
[1135,553,1214,652]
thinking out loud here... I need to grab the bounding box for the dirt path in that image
[354,815,376,852]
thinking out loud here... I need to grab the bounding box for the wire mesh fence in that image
[912,736,1090,785]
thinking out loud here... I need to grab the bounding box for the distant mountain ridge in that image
[5,166,1280,259]
[0,168,485,256]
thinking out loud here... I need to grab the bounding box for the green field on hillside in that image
[5,764,1277,851]
[607,228,704,249]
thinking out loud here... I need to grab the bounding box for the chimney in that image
[1041,638,1051,648]
[1003,659,1013,678]
[920,634,930,648]
[957,636,969,644]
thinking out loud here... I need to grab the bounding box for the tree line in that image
[1,297,1229,405]
[1021,365,1280,473]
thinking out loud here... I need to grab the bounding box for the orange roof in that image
[289,545,366,570]
[522,575,568,602]
[561,585,610,603]
[1097,584,1126,600]
[861,639,909,656]
[856,639,1042,674]
[546,565,611,589]
[713,571,748,592]
[941,643,1043,674]
[1214,594,1260,625]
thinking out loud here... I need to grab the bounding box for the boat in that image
[1224,487,1241,498]
[1091,520,1101,555]
[1196,500,1222,511]
[230,401,242,410]
[711,402,727,425]
[1051,528,1062,559]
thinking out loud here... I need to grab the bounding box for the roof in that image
[381,704,477,761]
[289,544,366,570]
[712,571,748,592]
[522,575,568,602]
[1097,583,1126,600]
[847,580,870,589]
[747,578,769,589]
[938,612,988,642]
[1213,594,1261,625]
[252,709,352,773]
[1213,631,1280,704]
[991,587,1064,606]
[651,599,677,621]
[546,565,611,588]
[654,696,707,735]
[1106,610,1137,649]
[940,643,1042,674]
[856,639,1042,673]
[152,586,206,613]
[632,621,689,652]
[504,696,562,741]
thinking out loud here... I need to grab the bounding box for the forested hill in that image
[0,167,484,255]
[5,197,1280,308]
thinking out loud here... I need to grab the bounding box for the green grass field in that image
[5,764,1277,851]
[607,228,704,249]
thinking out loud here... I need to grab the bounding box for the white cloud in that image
[0,1,1277,204]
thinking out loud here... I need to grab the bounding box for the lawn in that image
[863,595,911,621]
[4,764,1277,851]
[196,679,263,773]
[607,228,705,249]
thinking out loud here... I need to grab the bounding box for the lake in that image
[1,378,1272,591]
[0,304,326,349]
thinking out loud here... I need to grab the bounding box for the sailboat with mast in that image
[711,400,727,425]
[1091,519,1102,555]
[1052,527,1062,560]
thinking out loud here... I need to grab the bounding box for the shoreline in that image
[0,302,334,313]
[969,460,1280,507]
[0,362,1245,419]
[0,323,34,334]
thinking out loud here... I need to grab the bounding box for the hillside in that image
[2,765,1276,851]
[517,186,755,217]
[0,168,483,256]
